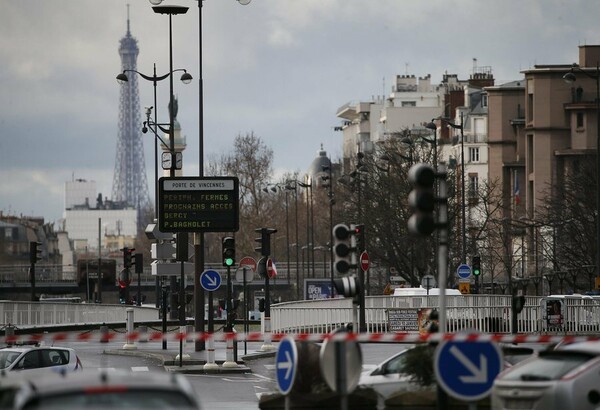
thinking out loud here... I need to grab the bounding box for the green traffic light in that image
[225,258,234,267]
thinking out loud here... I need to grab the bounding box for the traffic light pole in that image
[436,163,449,334]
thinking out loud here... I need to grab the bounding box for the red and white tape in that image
[2,331,599,345]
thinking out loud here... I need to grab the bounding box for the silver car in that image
[0,344,82,373]
[14,369,202,409]
[492,341,600,410]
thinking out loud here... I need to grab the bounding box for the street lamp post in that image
[149,0,251,352]
[116,65,192,218]
[321,160,335,297]
[286,182,300,299]
[563,63,600,281]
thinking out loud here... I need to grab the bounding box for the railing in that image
[271,295,600,335]
[0,301,159,328]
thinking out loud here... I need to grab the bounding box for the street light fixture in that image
[563,63,600,281]
[116,66,192,218]
[427,115,467,266]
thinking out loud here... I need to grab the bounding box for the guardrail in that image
[270,295,600,335]
[0,301,159,328]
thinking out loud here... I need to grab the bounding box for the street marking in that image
[131,366,149,372]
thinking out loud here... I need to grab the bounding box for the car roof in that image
[0,345,72,353]
[557,341,600,354]
[14,370,200,409]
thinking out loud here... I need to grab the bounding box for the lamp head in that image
[425,121,437,131]
[180,72,193,84]
[563,71,577,84]
[238,0,251,4]
[142,122,148,134]
[116,73,129,84]
[148,0,162,4]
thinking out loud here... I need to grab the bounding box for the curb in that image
[103,349,252,374]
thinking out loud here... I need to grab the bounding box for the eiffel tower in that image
[112,8,151,227]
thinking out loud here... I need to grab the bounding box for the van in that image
[392,286,462,297]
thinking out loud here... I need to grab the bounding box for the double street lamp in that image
[563,63,600,280]
[116,66,192,218]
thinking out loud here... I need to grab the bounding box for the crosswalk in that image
[96,366,150,372]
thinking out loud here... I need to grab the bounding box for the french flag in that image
[514,171,520,205]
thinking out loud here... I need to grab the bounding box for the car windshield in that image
[0,351,22,369]
[499,351,594,382]
[22,389,197,409]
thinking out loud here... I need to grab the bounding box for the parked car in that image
[359,343,540,403]
[13,369,202,409]
[0,344,82,373]
[492,340,600,410]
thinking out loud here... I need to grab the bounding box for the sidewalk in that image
[104,337,277,374]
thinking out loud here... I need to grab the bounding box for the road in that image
[54,339,410,409]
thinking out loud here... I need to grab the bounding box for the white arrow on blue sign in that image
[457,264,472,279]
[200,269,222,292]
[276,336,298,395]
[434,340,503,402]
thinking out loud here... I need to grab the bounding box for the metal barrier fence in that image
[0,301,159,328]
[271,295,600,335]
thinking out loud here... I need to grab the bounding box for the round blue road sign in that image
[457,264,472,279]
[200,269,221,292]
[434,340,503,402]
[276,336,298,395]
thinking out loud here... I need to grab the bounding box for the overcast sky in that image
[0,0,597,224]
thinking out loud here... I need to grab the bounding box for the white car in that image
[360,343,538,403]
[492,340,600,410]
[0,344,82,373]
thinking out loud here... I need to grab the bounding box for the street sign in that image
[434,340,503,402]
[458,282,471,294]
[238,256,257,272]
[158,176,239,233]
[421,274,436,289]
[235,267,254,283]
[457,264,472,279]
[266,258,277,279]
[360,251,369,272]
[275,336,298,395]
[151,261,194,276]
[320,334,362,394]
[200,269,222,292]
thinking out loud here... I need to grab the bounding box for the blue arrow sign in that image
[457,264,472,279]
[200,270,222,292]
[276,336,298,395]
[434,340,503,402]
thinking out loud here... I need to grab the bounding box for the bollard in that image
[175,325,191,362]
[260,314,275,351]
[123,308,137,350]
[138,325,148,343]
[222,329,238,368]
[100,325,109,344]
[203,337,219,371]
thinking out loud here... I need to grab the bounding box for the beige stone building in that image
[486,45,600,292]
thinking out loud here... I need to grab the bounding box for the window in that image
[469,147,480,162]
[401,101,416,107]
[577,112,584,128]
[469,175,479,198]
[481,94,488,107]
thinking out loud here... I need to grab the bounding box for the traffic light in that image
[258,298,266,312]
[29,241,42,264]
[256,256,267,279]
[472,256,481,276]
[122,247,134,269]
[134,253,143,274]
[407,163,436,236]
[254,228,277,256]
[514,295,525,314]
[333,224,354,274]
[333,275,360,298]
[354,224,365,252]
[222,237,235,267]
